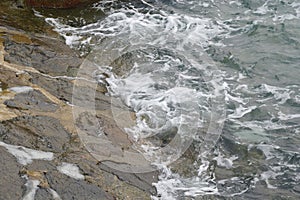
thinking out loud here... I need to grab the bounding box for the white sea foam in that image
[45,0,226,197]
[255,144,280,160]
[0,141,54,165]
[57,162,85,180]
[228,105,257,119]
[152,165,218,199]
[260,170,282,189]
[44,0,300,199]
[214,155,238,169]
[273,1,300,21]
[278,111,300,120]
[252,1,270,15]
[258,84,292,104]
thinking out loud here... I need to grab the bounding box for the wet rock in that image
[29,73,74,102]
[36,5,105,29]
[242,107,272,121]
[241,180,300,199]
[35,189,53,200]
[46,170,114,200]
[3,36,82,76]
[24,0,99,9]
[98,162,158,195]
[0,147,24,200]
[0,4,157,199]
[62,150,153,199]
[194,196,223,200]
[0,65,32,88]
[0,115,70,153]
[72,83,110,109]
[0,1,57,35]
[110,52,136,77]
[28,71,108,104]
[25,160,114,200]
[169,144,199,178]
[293,185,300,194]
[4,89,58,112]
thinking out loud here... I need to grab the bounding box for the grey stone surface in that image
[35,189,53,200]
[0,115,70,153]
[4,89,58,112]
[0,147,24,200]
[99,162,158,195]
[4,38,82,77]
[29,73,74,102]
[46,170,114,200]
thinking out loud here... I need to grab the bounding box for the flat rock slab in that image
[26,160,114,200]
[0,115,70,153]
[4,89,58,112]
[3,34,82,76]
[29,72,74,102]
[0,147,24,199]
[99,162,158,195]
[46,170,114,200]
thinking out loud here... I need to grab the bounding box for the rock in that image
[0,115,70,153]
[0,147,24,200]
[293,185,300,194]
[0,1,57,35]
[4,89,58,112]
[24,160,115,200]
[60,150,153,199]
[29,73,74,102]
[99,162,158,195]
[3,35,82,76]
[0,81,8,91]
[24,0,99,9]
[46,170,114,200]
[0,65,32,88]
[35,189,53,200]
[0,4,158,199]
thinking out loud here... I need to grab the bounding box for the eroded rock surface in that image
[0,115,70,153]
[0,5,158,199]
[4,89,58,111]
[0,147,24,200]
[3,34,82,76]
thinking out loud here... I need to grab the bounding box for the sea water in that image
[41,0,300,199]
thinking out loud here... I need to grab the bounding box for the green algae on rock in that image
[0,0,57,35]
[24,0,99,8]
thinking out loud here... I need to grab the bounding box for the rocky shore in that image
[0,1,157,199]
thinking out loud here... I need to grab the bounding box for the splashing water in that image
[40,0,300,199]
